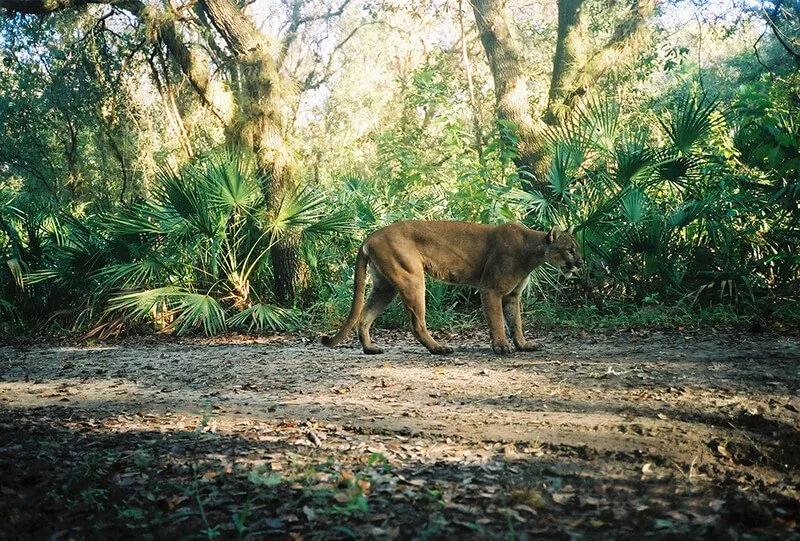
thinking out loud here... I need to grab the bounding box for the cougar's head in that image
[545,225,582,277]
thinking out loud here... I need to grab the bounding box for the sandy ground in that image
[1,327,799,539]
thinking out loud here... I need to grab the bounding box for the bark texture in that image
[471,0,549,189]
[545,0,585,125]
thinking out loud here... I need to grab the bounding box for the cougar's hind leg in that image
[502,294,520,343]
[358,272,397,354]
[396,272,452,355]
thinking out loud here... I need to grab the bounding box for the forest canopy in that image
[0,0,798,336]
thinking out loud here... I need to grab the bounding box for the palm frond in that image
[547,142,582,199]
[302,210,357,237]
[620,188,649,224]
[614,134,655,187]
[228,303,297,332]
[95,260,167,289]
[103,203,174,236]
[669,200,706,228]
[157,167,220,238]
[652,150,703,189]
[659,95,720,154]
[106,286,184,316]
[6,258,26,288]
[102,286,181,333]
[341,172,368,194]
[206,153,261,214]
[617,219,668,255]
[25,216,110,287]
[516,189,561,226]
[581,230,613,262]
[354,195,384,228]
[542,113,586,154]
[0,199,25,254]
[24,268,60,285]
[172,293,227,336]
[269,188,327,239]
[214,229,274,308]
[578,98,620,157]
[580,179,636,231]
[527,263,565,300]
[106,286,227,335]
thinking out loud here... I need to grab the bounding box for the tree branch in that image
[198,0,263,56]
[1,0,225,123]
[279,0,352,65]
[299,19,379,91]
[0,0,143,15]
[762,3,800,61]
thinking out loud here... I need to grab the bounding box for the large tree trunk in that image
[471,0,549,190]
[545,0,655,124]
[545,0,585,125]
[199,0,307,305]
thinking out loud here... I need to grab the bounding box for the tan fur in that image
[322,220,582,355]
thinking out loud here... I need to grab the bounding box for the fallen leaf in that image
[306,431,321,447]
[552,492,574,505]
[302,506,317,522]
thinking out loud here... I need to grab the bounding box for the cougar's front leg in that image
[481,289,511,354]
[502,292,541,352]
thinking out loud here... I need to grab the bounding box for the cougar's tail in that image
[321,245,369,347]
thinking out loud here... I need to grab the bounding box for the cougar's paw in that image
[363,346,384,355]
[516,341,543,352]
[492,343,513,355]
[430,345,453,355]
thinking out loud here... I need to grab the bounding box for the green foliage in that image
[1,4,798,336]
[516,92,798,311]
[0,15,154,206]
[732,72,800,297]
[4,151,354,335]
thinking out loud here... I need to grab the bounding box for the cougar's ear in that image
[546,227,559,244]
[567,225,575,235]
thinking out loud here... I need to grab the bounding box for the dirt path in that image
[1,328,799,539]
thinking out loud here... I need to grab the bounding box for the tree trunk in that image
[199,0,307,305]
[545,0,585,125]
[545,0,655,124]
[471,0,549,190]
[459,0,484,159]
[471,0,655,189]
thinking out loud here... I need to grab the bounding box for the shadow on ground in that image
[1,329,799,539]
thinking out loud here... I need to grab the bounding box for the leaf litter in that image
[0,328,799,539]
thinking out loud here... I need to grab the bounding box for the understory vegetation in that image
[1,0,798,338]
